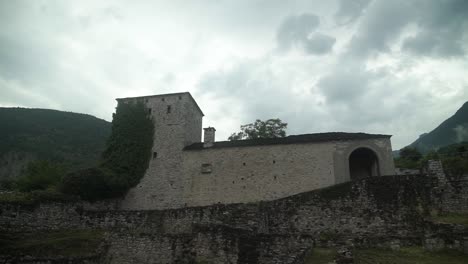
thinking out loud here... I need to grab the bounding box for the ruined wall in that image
[120,93,203,210]
[183,138,395,207]
[4,168,467,263]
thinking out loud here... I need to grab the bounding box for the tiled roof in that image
[184,132,391,150]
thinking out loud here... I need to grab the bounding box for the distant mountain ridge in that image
[409,101,468,153]
[0,107,111,180]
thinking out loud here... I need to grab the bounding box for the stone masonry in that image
[118,92,395,210]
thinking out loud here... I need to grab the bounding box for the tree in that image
[16,160,64,192]
[228,118,287,141]
[394,147,422,169]
[61,101,155,200]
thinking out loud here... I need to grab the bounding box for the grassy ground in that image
[304,248,335,264]
[0,229,105,257]
[431,213,468,226]
[0,190,78,205]
[305,247,468,264]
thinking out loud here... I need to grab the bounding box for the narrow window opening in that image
[145,99,148,103]
[148,108,152,114]
[178,96,182,100]
[274,175,277,180]
[161,98,165,101]
[243,162,246,166]
[201,163,212,173]
[167,105,172,114]
[273,160,276,164]
[153,152,158,159]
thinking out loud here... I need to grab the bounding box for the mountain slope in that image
[0,107,111,179]
[409,102,468,153]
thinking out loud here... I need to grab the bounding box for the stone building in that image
[118,92,395,210]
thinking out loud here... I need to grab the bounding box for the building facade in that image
[118,92,395,210]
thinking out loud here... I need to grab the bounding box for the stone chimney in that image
[203,127,216,147]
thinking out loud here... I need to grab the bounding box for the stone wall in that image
[120,93,203,210]
[183,138,395,208]
[3,166,467,263]
[115,92,395,211]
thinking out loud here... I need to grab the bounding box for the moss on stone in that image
[354,247,468,264]
[430,212,468,226]
[0,229,105,258]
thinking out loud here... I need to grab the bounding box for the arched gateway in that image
[349,147,380,180]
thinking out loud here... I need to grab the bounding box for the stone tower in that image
[118,92,204,209]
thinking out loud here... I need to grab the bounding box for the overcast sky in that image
[1,0,468,149]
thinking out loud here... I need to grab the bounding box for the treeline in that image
[1,101,154,202]
[395,142,468,180]
[0,107,111,172]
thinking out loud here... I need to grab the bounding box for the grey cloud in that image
[276,13,320,51]
[402,0,468,58]
[335,0,372,25]
[347,0,414,57]
[454,124,468,143]
[276,14,335,55]
[347,0,468,58]
[304,33,336,55]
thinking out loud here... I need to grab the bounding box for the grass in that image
[0,190,78,205]
[304,248,335,264]
[354,247,468,264]
[0,229,105,257]
[304,247,468,264]
[430,213,468,226]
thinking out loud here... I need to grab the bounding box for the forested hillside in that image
[0,108,111,179]
[409,102,468,153]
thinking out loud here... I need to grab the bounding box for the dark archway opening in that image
[349,148,379,180]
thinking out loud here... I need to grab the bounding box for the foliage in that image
[395,143,468,179]
[15,160,64,192]
[394,147,423,169]
[101,101,155,189]
[61,101,154,201]
[0,229,104,257]
[60,167,118,201]
[0,108,111,175]
[228,118,287,141]
[0,189,77,205]
[303,248,335,264]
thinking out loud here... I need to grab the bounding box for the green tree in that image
[228,118,288,141]
[16,160,64,192]
[61,101,155,200]
[394,147,423,169]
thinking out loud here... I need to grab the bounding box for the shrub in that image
[16,160,64,192]
[60,101,154,201]
[60,167,120,201]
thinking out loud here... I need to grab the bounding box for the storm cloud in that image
[1,0,468,149]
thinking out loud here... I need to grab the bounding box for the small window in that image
[273,160,276,164]
[161,98,165,101]
[243,162,246,166]
[145,99,148,103]
[148,108,152,114]
[153,152,158,159]
[201,163,212,174]
[178,96,182,100]
[167,105,172,114]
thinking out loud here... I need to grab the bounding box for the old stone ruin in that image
[117,92,396,210]
[1,92,467,263]
[1,160,468,263]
